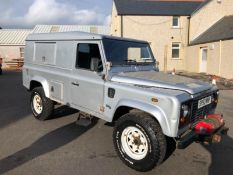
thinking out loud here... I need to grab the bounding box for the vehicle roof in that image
[26,31,148,44]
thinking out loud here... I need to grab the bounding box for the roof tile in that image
[114,0,204,16]
[190,15,233,45]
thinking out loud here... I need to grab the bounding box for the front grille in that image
[190,93,214,125]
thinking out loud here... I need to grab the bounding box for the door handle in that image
[72,82,79,86]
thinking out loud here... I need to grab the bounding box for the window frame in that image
[102,38,155,66]
[75,42,104,72]
[19,47,25,59]
[172,16,180,28]
[171,43,181,59]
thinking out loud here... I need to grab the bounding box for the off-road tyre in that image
[30,87,54,120]
[113,112,167,172]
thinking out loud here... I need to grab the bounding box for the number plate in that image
[198,96,212,109]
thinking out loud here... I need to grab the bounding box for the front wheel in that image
[30,87,54,120]
[113,112,167,172]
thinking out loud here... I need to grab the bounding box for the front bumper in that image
[177,114,229,149]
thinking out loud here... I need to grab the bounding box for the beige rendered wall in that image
[220,40,233,79]
[186,42,220,74]
[111,2,122,37]
[0,45,23,68]
[186,40,233,79]
[190,0,233,41]
[111,2,189,71]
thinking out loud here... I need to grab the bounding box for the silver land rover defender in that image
[23,32,228,172]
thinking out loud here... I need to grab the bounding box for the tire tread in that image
[31,87,54,120]
[113,112,167,172]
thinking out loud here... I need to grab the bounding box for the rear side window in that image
[76,43,103,72]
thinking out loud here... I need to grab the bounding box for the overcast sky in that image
[0,0,112,29]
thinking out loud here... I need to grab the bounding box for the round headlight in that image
[181,105,190,118]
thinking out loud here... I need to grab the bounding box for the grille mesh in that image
[190,94,214,125]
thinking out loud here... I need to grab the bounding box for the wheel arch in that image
[112,99,171,137]
[30,76,50,98]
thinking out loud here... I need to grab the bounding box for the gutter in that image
[187,16,191,45]
[218,40,222,76]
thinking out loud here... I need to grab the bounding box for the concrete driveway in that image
[0,71,233,175]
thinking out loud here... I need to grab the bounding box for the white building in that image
[0,29,32,68]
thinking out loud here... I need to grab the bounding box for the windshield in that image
[103,38,155,66]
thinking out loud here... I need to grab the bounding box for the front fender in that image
[31,76,50,98]
[115,99,172,137]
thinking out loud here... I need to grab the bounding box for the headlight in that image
[212,92,219,106]
[181,105,190,118]
[179,104,191,128]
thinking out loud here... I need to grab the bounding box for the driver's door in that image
[70,41,105,114]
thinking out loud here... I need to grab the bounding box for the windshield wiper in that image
[124,59,136,63]
[123,59,138,65]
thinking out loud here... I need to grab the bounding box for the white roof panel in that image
[26,31,147,44]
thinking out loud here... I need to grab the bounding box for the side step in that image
[76,111,94,127]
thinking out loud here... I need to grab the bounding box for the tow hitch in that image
[177,114,229,149]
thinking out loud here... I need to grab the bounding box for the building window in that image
[172,16,180,28]
[172,43,181,59]
[20,47,25,59]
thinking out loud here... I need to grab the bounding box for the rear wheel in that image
[30,87,54,120]
[113,112,167,172]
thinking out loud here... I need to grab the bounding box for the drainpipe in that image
[120,15,123,38]
[219,40,222,76]
[187,16,191,45]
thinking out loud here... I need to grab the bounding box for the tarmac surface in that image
[0,71,233,175]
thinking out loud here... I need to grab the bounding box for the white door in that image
[70,41,105,114]
[200,48,208,73]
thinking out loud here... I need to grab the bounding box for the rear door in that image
[70,41,105,114]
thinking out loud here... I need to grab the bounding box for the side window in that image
[76,43,103,72]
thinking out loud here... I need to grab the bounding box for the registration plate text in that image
[198,96,212,109]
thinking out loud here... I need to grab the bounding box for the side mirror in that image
[90,57,100,72]
[106,61,112,71]
[155,61,160,71]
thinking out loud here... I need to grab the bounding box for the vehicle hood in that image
[111,71,213,95]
